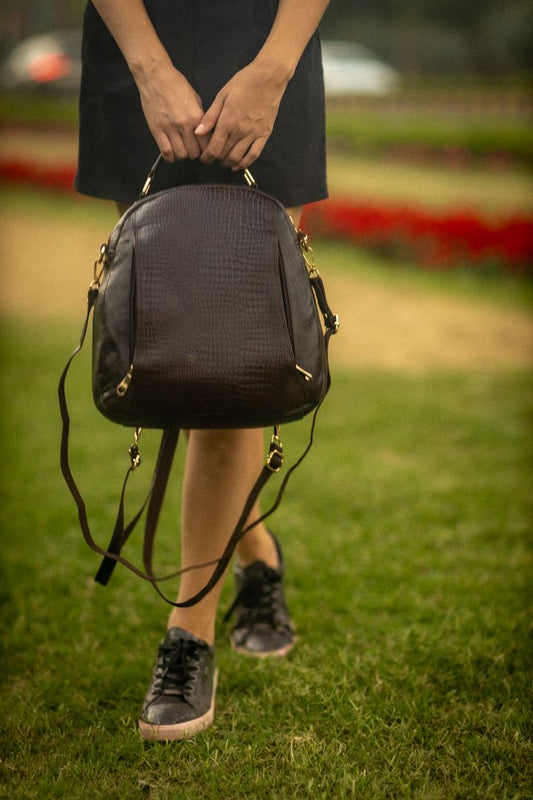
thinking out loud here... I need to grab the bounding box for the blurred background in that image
[0,0,532,280]
[1,0,532,75]
[0,0,531,338]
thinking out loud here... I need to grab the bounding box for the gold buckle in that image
[128,427,142,470]
[266,427,284,473]
[296,229,319,277]
[91,243,107,289]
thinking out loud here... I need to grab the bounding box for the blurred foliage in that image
[0,91,79,125]
[321,0,533,73]
[326,110,533,165]
[1,90,531,167]
[0,0,532,75]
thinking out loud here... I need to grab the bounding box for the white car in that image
[321,40,400,96]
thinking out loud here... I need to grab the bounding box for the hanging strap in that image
[58,288,290,606]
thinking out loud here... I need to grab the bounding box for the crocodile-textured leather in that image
[92,183,328,429]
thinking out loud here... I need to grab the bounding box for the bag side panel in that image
[92,220,136,418]
[276,214,328,408]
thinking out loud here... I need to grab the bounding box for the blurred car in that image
[321,40,400,96]
[0,31,399,98]
[0,30,82,92]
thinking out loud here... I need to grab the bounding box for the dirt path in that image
[1,211,532,372]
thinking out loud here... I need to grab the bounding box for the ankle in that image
[236,528,279,569]
[166,614,215,647]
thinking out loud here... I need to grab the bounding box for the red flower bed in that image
[303,198,533,275]
[2,157,532,274]
[0,158,77,193]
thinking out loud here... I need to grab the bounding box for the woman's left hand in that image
[195,60,290,170]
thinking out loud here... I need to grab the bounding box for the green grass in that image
[326,111,533,165]
[0,305,531,798]
[0,91,79,126]
[315,238,533,312]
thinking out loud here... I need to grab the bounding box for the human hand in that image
[194,61,288,170]
[134,62,209,161]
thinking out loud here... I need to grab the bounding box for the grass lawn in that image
[1,281,531,796]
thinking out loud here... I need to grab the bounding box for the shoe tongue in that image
[165,626,208,646]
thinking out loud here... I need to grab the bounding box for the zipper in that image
[116,251,137,396]
[295,365,313,382]
[279,245,315,382]
[116,364,133,396]
[278,246,295,354]
[279,245,313,383]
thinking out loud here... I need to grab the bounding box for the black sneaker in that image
[225,534,295,657]
[138,627,217,741]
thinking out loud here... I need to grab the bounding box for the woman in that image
[76,0,329,741]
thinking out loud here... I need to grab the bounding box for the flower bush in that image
[0,159,76,193]
[303,198,533,275]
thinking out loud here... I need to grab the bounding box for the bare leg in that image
[166,428,270,644]
[167,205,303,644]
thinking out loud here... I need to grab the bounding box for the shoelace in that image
[152,640,202,700]
[224,563,288,628]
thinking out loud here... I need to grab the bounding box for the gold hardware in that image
[296,365,313,382]
[266,426,284,472]
[140,154,163,198]
[128,427,142,470]
[92,243,108,288]
[116,365,134,396]
[332,314,340,333]
[296,229,320,277]
[140,174,153,197]
[243,169,257,188]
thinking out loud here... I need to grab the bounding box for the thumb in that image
[194,95,224,136]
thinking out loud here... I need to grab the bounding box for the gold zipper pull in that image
[116,365,134,396]
[296,365,313,382]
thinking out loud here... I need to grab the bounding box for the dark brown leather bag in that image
[59,159,338,606]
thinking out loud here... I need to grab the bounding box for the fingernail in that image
[194,124,205,135]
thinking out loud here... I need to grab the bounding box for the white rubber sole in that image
[138,669,218,742]
[230,638,296,659]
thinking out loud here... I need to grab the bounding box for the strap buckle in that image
[91,243,107,289]
[267,426,284,473]
[129,428,142,470]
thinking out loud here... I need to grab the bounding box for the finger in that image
[156,132,175,163]
[180,129,202,160]
[195,95,224,137]
[220,136,255,169]
[195,131,211,153]
[180,99,204,159]
[167,133,188,162]
[232,137,268,171]
[199,127,232,164]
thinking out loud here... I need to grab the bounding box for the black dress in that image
[75,0,328,207]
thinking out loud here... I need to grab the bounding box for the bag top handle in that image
[140,154,257,199]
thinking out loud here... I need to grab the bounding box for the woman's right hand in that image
[134,62,209,162]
